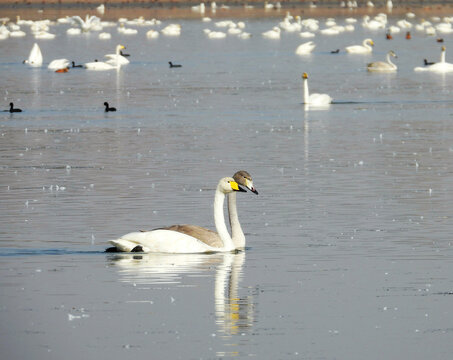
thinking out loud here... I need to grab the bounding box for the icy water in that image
[2,13,453,359]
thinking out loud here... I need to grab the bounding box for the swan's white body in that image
[414,46,453,73]
[24,43,43,67]
[302,72,332,107]
[295,41,315,55]
[105,45,130,66]
[109,178,246,253]
[48,58,70,70]
[367,51,397,72]
[71,15,102,32]
[262,27,281,39]
[345,38,374,54]
[84,61,118,71]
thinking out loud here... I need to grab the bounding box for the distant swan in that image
[302,72,332,106]
[367,50,397,72]
[84,60,118,71]
[295,41,316,55]
[104,102,116,112]
[48,58,70,70]
[345,38,374,54]
[108,177,249,253]
[5,102,22,113]
[23,43,43,67]
[105,45,130,66]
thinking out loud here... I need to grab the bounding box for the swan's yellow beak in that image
[302,72,308,79]
[442,46,446,51]
[230,181,247,192]
[120,45,125,49]
[370,40,375,46]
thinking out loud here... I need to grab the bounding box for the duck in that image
[71,61,83,68]
[367,50,397,72]
[345,38,374,54]
[5,102,22,113]
[169,61,182,68]
[302,72,332,107]
[424,59,434,66]
[107,177,253,253]
[406,31,411,39]
[120,50,130,57]
[330,49,340,54]
[104,102,116,112]
[23,43,43,67]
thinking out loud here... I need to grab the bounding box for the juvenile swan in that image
[302,72,332,106]
[109,177,248,253]
[367,50,397,72]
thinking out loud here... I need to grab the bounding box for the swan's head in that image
[442,46,446,52]
[233,170,258,195]
[218,177,247,194]
[389,50,397,58]
[302,72,308,79]
[116,44,126,52]
[366,39,374,46]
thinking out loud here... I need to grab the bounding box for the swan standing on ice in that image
[295,41,315,55]
[346,38,374,54]
[302,72,332,107]
[23,43,43,67]
[414,46,453,73]
[107,174,257,253]
[367,50,397,72]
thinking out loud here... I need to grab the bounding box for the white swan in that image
[105,44,129,66]
[48,58,70,70]
[345,38,374,54]
[84,60,118,71]
[23,43,42,67]
[262,27,281,39]
[71,15,102,32]
[302,72,332,107]
[414,46,453,73]
[108,177,251,253]
[367,50,397,72]
[295,41,315,55]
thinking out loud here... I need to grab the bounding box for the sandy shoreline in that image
[0,1,452,21]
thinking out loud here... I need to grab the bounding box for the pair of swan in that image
[107,171,258,253]
[345,38,374,54]
[302,72,332,107]
[367,50,397,72]
[414,46,453,73]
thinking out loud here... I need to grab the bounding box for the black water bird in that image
[104,102,116,112]
[72,61,83,68]
[169,61,182,68]
[120,50,130,57]
[424,59,435,66]
[330,49,340,54]
[6,102,22,113]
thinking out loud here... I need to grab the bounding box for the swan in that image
[146,29,159,39]
[48,58,70,70]
[84,60,118,71]
[71,15,102,32]
[23,43,42,67]
[108,177,249,253]
[302,72,332,107]
[5,102,22,113]
[262,27,281,39]
[295,41,315,55]
[367,50,397,72]
[345,38,374,54]
[104,102,116,112]
[414,46,453,72]
[104,45,129,66]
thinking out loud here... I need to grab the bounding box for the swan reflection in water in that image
[107,251,254,336]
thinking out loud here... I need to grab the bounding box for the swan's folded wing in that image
[159,224,223,248]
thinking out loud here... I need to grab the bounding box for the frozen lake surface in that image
[1,12,453,359]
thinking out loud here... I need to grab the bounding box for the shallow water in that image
[1,13,453,359]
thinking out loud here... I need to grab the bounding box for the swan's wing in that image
[158,224,223,248]
[71,16,84,26]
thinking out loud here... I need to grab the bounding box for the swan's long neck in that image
[303,78,309,104]
[116,46,122,56]
[387,53,396,69]
[228,193,245,249]
[363,40,371,51]
[440,49,446,63]
[214,187,235,251]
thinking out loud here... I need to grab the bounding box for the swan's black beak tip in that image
[251,188,258,195]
